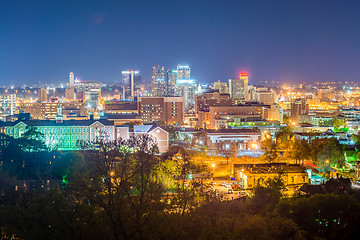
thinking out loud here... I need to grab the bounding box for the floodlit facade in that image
[151,66,167,97]
[0,94,16,115]
[138,96,183,125]
[174,79,197,112]
[0,119,116,150]
[229,73,248,101]
[122,70,141,99]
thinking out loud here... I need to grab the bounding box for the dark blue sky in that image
[1,0,360,86]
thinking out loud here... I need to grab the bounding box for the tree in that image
[333,118,345,132]
[219,142,236,164]
[275,194,360,239]
[287,139,311,165]
[251,174,286,215]
[262,137,278,164]
[70,134,166,240]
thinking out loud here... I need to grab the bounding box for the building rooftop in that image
[0,119,114,127]
[234,163,306,174]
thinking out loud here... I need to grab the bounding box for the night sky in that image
[1,0,360,86]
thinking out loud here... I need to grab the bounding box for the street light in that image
[251,142,259,167]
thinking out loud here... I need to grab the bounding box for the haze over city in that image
[2,0,360,86]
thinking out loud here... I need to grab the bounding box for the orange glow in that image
[239,73,248,77]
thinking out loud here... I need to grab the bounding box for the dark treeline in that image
[1,131,360,240]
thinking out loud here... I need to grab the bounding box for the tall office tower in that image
[0,94,16,115]
[167,69,177,96]
[176,65,191,79]
[38,87,48,102]
[291,99,309,121]
[122,70,141,99]
[229,73,248,101]
[69,72,75,87]
[213,80,229,94]
[151,66,167,97]
[174,79,198,112]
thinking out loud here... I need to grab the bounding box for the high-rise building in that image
[174,79,198,112]
[151,66,167,97]
[69,72,75,87]
[291,99,309,121]
[138,96,183,125]
[177,65,191,79]
[38,87,48,102]
[167,69,177,96]
[122,70,141,99]
[0,94,16,115]
[213,80,229,94]
[229,73,248,101]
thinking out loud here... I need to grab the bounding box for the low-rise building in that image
[0,119,115,150]
[234,163,308,193]
[133,123,169,153]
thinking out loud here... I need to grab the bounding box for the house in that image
[133,123,169,153]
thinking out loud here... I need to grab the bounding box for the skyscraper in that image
[69,72,75,87]
[151,66,167,97]
[177,65,191,79]
[229,73,248,101]
[175,79,198,112]
[122,70,141,99]
[167,69,177,96]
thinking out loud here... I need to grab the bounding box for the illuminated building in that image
[229,73,248,101]
[151,66,167,97]
[0,94,16,115]
[104,100,138,114]
[195,89,232,128]
[19,101,87,120]
[38,87,48,102]
[208,106,261,129]
[176,65,191,79]
[255,91,276,105]
[167,69,177,96]
[235,164,308,192]
[213,80,229,94]
[195,90,232,114]
[318,87,335,100]
[174,79,197,112]
[291,99,309,121]
[0,119,116,150]
[65,87,75,100]
[84,88,101,109]
[134,123,169,153]
[69,72,75,87]
[138,96,183,125]
[74,80,102,93]
[122,70,141,99]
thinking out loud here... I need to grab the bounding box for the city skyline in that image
[2,0,360,86]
